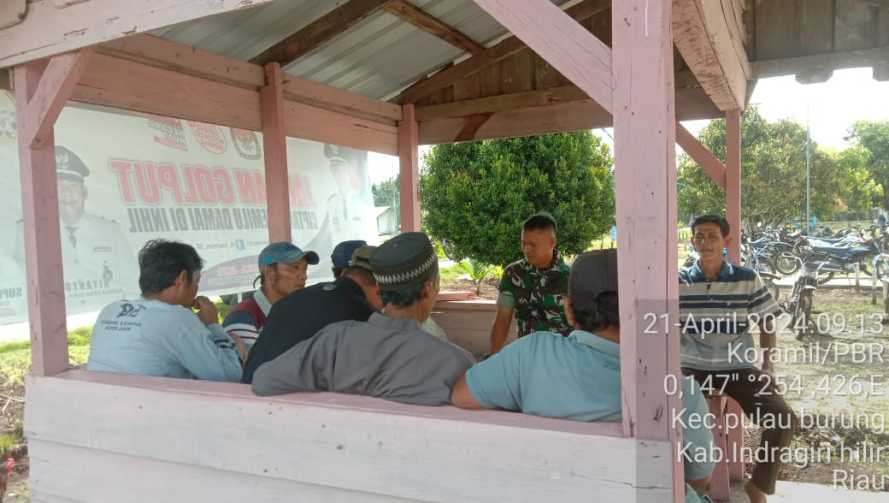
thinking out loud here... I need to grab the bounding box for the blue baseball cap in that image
[258,242,319,268]
[331,240,367,269]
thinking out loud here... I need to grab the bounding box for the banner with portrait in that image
[0,92,380,325]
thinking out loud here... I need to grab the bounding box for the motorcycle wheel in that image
[774,253,801,275]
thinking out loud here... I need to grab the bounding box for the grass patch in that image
[0,328,92,386]
[439,264,468,284]
[0,433,18,453]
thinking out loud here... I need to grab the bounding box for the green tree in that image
[677,108,872,229]
[829,146,883,219]
[421,131,614,266]
[372,176,400,207]
[848,120,889,211]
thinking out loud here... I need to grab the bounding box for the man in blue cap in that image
[330,239,367,278]
[222,242,318,349]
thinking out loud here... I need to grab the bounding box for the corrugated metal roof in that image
[153,0,572,100]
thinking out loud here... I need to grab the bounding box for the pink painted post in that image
[14,62,69,376]
[612,1,684,501]
[260,62,291,243]
[398,103,420,232]
[725,110,742,264]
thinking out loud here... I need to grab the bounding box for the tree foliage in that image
[848,120,889,211]
[421,131,614,267]
[677,108,882,229]
[372,176,400,207]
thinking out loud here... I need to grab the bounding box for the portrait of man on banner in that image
[14,146,139,304]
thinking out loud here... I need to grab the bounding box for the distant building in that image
[376,206,399,236]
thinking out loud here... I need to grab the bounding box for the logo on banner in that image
[146,116,188,151]
[188,122,227,155]
[230,128,261,160]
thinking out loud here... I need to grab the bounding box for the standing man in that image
[223,242,318,349]
[490,212,571,354]
[88,240,245,381]
[680,215,796,503]
[252,232,474,405]
[240,243,382,383]
[15,146,138,296]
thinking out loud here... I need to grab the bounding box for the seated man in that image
[252,232,475,405]
[451,250,715,503]
[330,239,367,278]
[88,240,245,382]
[223,242,318,348]
[331,239,450,342]
[680,215,797,503]
[240,244,382,384]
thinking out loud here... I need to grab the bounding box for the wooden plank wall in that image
[752,0,889,60]
[26,372,670,502]
[431,300,516,357]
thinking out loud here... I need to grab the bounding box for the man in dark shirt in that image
[252,232,475,405]
[240,245,382,383]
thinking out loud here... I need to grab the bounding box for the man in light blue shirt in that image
[451,249,714,502]
[88,240,245,381]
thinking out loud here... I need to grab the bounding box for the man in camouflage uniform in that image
[489,212,571,354]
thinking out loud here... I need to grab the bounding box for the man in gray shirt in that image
[252,232,475,405]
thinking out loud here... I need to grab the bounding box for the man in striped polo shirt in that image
[679,215,797,503]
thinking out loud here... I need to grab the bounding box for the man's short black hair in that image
[571,291,620,333]
[138,239,203,295]
[523,212,557,233]
[691,214,730,237]
[341,266,376,286]
[379,266,438,308]
[332,266,346,278]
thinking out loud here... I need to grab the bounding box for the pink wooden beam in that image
[470,0,612,114]
[612,0,684,501]
[676,122,727,189]
[725,109,742,264]
[0,0,278,68]
[398,104,421,232]
[14,62,70,376]
[22,48,94,148]
[260,63,291,243]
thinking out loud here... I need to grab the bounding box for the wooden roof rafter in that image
[252,0,486,69]
[672,0,751,112]
[383,0,485,55]
[250,0,393,67]
[393,0,611,104]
